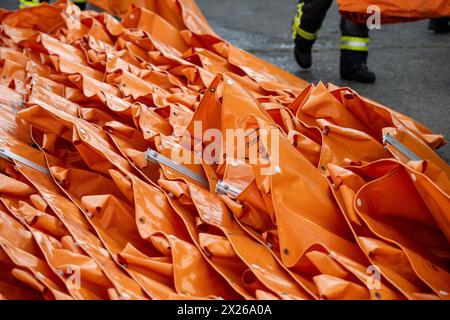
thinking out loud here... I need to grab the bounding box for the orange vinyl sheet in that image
[337,0,450,24]
[0,0,448,300]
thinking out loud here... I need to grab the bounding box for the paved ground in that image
[1,1,449,161]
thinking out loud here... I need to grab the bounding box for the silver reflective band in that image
[145,148,209,188]
[215,180,242,198]
[340,36,369,52]
[342,40,368,48]
[383,134,421,161]
[0,147,50,174]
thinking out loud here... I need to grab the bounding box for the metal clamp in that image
[145,148,209,188]
[215,180,242,198]
[0,147,50,174]
[383,133,421,161]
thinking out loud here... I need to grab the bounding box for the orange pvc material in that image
[0,107,147,300]
[0,0,448,300]
[337,0,450,24]
[327,161,449,300]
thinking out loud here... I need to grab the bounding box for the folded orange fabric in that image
[0,0,448,300]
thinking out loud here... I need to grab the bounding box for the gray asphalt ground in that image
[1,0,449,161]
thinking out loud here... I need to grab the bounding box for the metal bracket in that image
[145,148,209,188]
[0,147,50,174]
[215,180,242,198]
[383,133,421,161]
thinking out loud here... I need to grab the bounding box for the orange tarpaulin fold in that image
[0,0,448,300]
[337,0,450,24]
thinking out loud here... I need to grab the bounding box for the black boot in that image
[341,63,376,83]
[428,18,450,33]
[294,36,314,69]
[340,50,376,83]
[74,1,87,10]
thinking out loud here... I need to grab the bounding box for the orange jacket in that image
[337,0,450,24]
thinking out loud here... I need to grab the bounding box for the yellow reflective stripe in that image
[19,0,40,9]
[20,0,85,9]
[340,45,369,52]
[292,3,303,40]
[292,2,318,41]
[297,28,317,41]
[340,36,369,51]
[340,36,369,43]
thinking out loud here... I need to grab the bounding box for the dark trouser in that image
[20,0,86,10]
[293,0,369,69]
[429,17,450,30]
[295,0,333,33]
[74,1,87,10]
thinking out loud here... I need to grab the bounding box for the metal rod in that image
[383,133,421,161]
[0,147,50,174]
[145,148,209,188]
[215,180,242,198]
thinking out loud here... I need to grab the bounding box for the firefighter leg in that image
[292,0,333,69]
[20,0,86,10]
[428,18,450,33]
[19,0,40,9]
[74,0,87,10]
[340,18,376,83]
